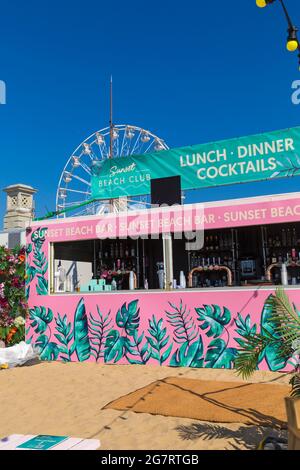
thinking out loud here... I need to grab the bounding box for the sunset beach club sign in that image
[91,126,300,200]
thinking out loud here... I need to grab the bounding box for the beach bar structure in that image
[26,191,300,370]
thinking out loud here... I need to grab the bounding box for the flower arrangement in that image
[0,245,27,346]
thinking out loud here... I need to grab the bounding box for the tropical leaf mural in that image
[104,330,127,363]
[89,306,112,362]
[27,227,49,296]
[73,298,91,362]
[29,306,53,334]
[170,338,204,368]
[166,300,198,344]
[54,314,74,362]
[26,294,295,372]
[146,316,173,365]
[205,338,237,369]
[196,304,231,338]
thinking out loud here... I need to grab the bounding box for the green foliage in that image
[234,313,257,348]
[196,304,231,338]
[235,288,300,383]
[55,314,74,362]
[205,338,237,369]
[89,306,112,362]
[146,316,173,365]
[0,245,27,345]
[170,338,204,368]
[35,334,60,361]
[166,300,198,344]
[73,298,91,362]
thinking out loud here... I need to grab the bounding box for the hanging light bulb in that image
[126,126,135,139]
[96,132,105,145]
[72,156,81,168]
[287,27,299,52]
[112,128,119,140]
[154,140,165,151]
[256,0,274,7]
[64,172,72,183]
[141,132,150,143]
[83,143,92,154]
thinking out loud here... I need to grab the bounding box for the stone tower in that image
[3,184,37,231]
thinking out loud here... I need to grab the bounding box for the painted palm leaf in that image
[73,298,91,362]
[196,305,231,338]
[166,300,198,344]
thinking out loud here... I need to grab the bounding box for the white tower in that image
[3,184,37,231]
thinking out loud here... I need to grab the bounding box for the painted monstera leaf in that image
[116,300,140,335]
[196,305,231,338]
[35,334,59,361]
[29,306,53,334]
[260,296,289,371]
[104,330,126,363]
[73,298,91,362]
[205,338,237,369]
[170,337,204,368]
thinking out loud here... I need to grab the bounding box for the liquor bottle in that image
[292,248,297,262]
[275,236,281,248]
[131,245,135,257]
[271,253,277,264]
[125,244,129,257]
[209,236,214,251]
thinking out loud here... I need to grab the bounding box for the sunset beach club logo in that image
[0,80,6,104]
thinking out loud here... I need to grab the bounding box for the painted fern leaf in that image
[54,314,74,362]
[146,315,173,365]
[89,306,112,362]
[166,300,198,344]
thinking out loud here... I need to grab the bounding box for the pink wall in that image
[26,288,300,371]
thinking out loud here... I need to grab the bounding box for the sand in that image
[0,362,290,450]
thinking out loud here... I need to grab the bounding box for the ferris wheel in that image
[56,124,169,217]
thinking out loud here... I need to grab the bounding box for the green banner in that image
[91,126,300,200]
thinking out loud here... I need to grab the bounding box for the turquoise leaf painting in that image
[104,330,126,363]
[205,338,237,369]
[146,316,173,365]
[29,306,53,334]
[73,298,91,362]
[196,305,231,338]
[170,338,204,368]
[116,300,140,335]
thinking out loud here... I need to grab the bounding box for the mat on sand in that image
[104,377,290,428]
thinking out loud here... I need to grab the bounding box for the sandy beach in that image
[0,362,290,450]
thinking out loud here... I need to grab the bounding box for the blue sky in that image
[0,0,299,220]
